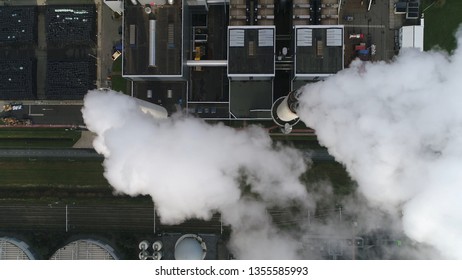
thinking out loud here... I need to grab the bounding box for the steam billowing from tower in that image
[82,91,314,259]
[82,28,462,260]
[295,28,462,259]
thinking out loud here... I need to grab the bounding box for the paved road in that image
[1,104,84,126]
[0,147,335,161]
[0,148,101,158]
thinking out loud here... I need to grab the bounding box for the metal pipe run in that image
[149,19,156,67]
[186,60,228,67]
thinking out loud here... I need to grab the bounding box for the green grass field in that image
[0,158,107,187]
[423,0,462,51]
[110,75,128,94]
[0,128,81,148]
[110,57,129,94]
[112,56,122,73]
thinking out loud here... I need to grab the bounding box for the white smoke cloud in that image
[81,29,462,260]
[297,28,462,259]
[82,90,314,259]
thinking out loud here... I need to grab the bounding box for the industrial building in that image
[118,0,344,121]
[138,233,218,260]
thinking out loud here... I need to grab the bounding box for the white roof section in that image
[103,0,123,15]
[135,97,169,119]
[400,25,424,51]
[50,239,119,260]
[258,29,274,47]
[0,237,35,260]
[297,29,312,47]
[326,28,343,46]
[229,29,245,47]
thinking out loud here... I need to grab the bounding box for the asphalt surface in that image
[340,0,402,65]
[0,147,334,161]
[0,148,101,158]
[0,102,84,126]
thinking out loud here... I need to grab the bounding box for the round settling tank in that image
[174,234,207,260]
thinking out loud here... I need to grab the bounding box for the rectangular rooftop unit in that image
[294,25,344,80]
[123,1,184,79]
[227,26,275,79]
[406,0,420,20]
[399,25,424,51]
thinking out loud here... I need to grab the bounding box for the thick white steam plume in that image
[297,28,462,259]
[82,91,313,259]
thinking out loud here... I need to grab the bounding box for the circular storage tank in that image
[153,251,163,260]
[139,250,150,260]
[174,234,207,260]
[139,240,150,250]
[152,240,163,251]
[50,239,119,260]
[0,237,35,260]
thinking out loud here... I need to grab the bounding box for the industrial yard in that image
[0,0,449,262]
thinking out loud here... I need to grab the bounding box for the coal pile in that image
[0,60,36,100]
[0,6,37,44]
[46,5,96,45]
[45,60,95,99]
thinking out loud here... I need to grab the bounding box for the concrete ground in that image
[97,0,123,89]
[340,0,403,65]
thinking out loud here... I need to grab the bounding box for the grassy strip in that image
[0,127,81,138]
[0,128,81,148]
[0,138,77,148]
[112,56,122,73]
[0,158,107,187]
[423,0,462,51]
[110,75,128,94]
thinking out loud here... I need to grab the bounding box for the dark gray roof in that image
[295,26,343,76]
[228,27,275,76]
[133,80,187,115]
[230,80,272,118]
[123,3,183,76]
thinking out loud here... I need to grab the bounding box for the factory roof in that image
[294,25,344,78]
[400,25,424,51]
[230,80,273,119]
[227,26,275,77]
[123,2,183,77]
